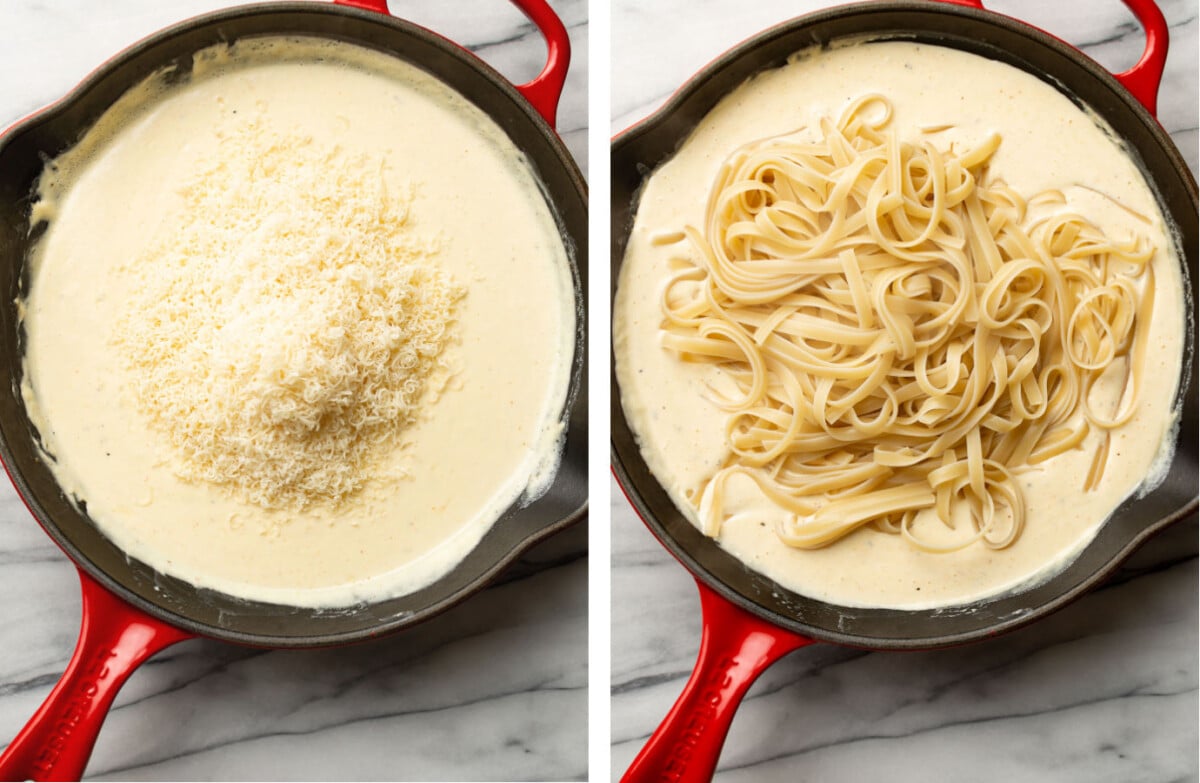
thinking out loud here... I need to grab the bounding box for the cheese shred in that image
[113,118,465,509]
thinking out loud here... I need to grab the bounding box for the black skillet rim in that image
[0,1,588,648]
[610,0,1198,650]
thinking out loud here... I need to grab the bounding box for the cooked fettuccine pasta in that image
[657,95,1154,553]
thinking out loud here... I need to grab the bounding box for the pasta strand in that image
[660,97,1154,551]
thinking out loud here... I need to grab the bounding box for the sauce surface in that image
[614,41,1183,609]
[22,39,576,607]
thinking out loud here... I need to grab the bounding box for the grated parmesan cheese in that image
[113,117,465,509]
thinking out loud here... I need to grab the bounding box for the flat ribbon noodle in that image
[660,95,1154,552]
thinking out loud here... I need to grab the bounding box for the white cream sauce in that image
[22,38,576,607]
[615,41,1184,609]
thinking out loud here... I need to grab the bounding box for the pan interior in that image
[610,2,1197,649]
[0,3,587,647]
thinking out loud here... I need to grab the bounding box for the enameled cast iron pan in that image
[610,1,1196,780]
[0,1,587,779]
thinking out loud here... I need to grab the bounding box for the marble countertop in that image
[611,1,1197,781]
[0,1,587,781]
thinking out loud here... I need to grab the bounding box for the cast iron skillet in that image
[0,1,587,779]
[611,0,1196,780]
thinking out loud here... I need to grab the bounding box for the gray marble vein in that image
[611,1,1198,781]
[0,1,588,781]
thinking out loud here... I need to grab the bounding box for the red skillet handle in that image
[621,579,816,783]
[0,569,192,782]
[933,0,1167,117]
[333,0,570,128]
[1111,0,1168,117]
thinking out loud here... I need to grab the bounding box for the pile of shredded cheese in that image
[113,117,465,509]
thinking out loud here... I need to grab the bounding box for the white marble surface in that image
[611,1,1198,781]
[0,1,587,780]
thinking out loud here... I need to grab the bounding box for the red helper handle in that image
[334,0,571,128]
[621,579,816,783]
[934,0,1167,116]
[0,569,193,782]
[1111,0,1168,117]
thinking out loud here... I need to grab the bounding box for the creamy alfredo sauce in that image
[22,39,575,607]
[615,41,1184,609]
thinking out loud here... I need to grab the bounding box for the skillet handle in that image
[621,579,815,783]
[0,569,193,782]
[332,0,571,128]
[933,0,1167,117]
[507,0,571,128]
[1111,0,1168,117]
